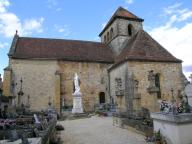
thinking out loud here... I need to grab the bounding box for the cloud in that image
[23,18,44,34]
[149,3,192,78]
[125,0,133,4]
[163,3,182,15]
[0,0,44,38]
[47,0,62,11]
[0,41,8,48]
[54,25,71,36]
[56,8,62,12]
[47,0,57,8]
[0,0,9,13]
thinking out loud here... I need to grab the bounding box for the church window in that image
[104,35,106,43]
[128,24,133,36]
[107,32,109,41]
[155,73,161,98]
[110,28,113,39]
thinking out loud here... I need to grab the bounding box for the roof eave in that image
[108,58,182,71]
[10,56,114,64]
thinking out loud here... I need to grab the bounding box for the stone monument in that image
[72,73,83,113]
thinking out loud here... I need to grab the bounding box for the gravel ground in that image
[58,116,147,144]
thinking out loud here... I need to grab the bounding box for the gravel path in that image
[58,116,146,144]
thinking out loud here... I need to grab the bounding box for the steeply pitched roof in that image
[99,7,144,36]
[113,30,182,67]
[9,36,114,63]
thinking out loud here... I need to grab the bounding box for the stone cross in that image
[189,74,192,83]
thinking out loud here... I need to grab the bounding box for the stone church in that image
[3,7,185,113]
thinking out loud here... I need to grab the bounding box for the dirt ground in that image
[58,116,146,144]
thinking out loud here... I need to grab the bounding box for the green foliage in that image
[154,130,167,144]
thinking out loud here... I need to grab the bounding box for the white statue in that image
[33,114,40,124]
[72,73,83,113]
[73,73,81,95]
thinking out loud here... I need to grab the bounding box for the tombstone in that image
[34,114,41,124]
[21,132,29,144]
[8,129,19,142]
[184,83,192,107]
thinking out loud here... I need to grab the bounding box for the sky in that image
[0,0,192,80]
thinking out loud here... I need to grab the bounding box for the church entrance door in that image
[99,92,105,104]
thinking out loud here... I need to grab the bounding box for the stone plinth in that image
[151,112,192,144]
[72,95,83,114]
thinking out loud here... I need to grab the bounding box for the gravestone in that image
[34,114,41,124]
[8,130,19,142]
[184,83,192,107]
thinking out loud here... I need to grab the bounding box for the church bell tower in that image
[99,7,144,55]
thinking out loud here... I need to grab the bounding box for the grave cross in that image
[189,74,192,83]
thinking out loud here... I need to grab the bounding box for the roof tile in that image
[11,37,114,63]
[114,30,182,66]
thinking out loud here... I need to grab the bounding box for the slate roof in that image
[99,7,144,36]
[9,36,114,63]
[114,30,182,67]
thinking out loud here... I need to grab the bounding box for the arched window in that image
[104,35,106,43]
[155,73,161,99]
[128,24,133,36]
[110,28,113,39]
[99,92,105,104]
[107,32,109,42]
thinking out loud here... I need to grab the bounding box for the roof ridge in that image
[19,37,103,44]
[116,6,140,19]
[128,31,140,55]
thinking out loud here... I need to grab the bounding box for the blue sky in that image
[0,0,192,79]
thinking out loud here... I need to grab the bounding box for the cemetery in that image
[0,74,58,143]
[0,5,191,144]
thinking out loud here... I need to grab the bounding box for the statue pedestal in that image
[72,94,83,114]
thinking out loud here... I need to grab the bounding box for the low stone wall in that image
[113,113,153,136]
[151,112,192,144]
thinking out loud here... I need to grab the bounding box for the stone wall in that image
[3,69,12,97]
[5,58,111,113]
[109,63,127,112]
[117,19,143,36]
[9,59,59,112]
[109,61,183,112]
[100,18,143,55]
[58,61,110,112]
